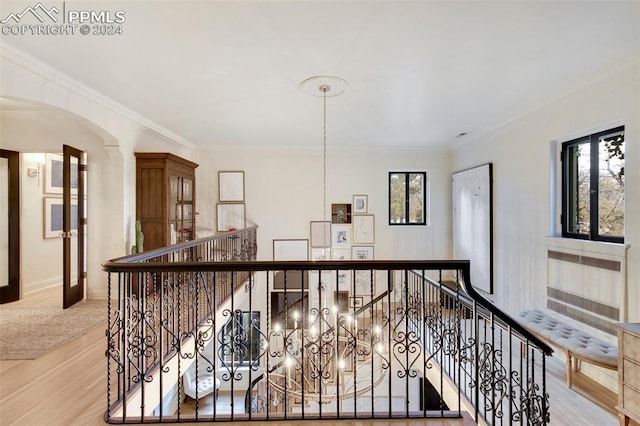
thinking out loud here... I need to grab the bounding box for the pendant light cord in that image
[323,87,327,225]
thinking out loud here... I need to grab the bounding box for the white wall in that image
[194,147,452,263]
[452,60,639,321]
[21,153,60,292]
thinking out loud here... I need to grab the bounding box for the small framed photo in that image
[331,203,351,224]
[331,224,351,247]
[332,248,351,261]
[218,171,245,202]
[351,296,363,309]
[353,214,375,244]
[355,270,375,295]
[310,247,330,261]
[43,197,78,239]
[352,194,368,214]
[216,203,246,231]
[334,270,352,290]
[352,246,374,260]
[273,239,309,261]
[310,221,331,247]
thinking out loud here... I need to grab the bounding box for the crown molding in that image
[1,43,195,150]
[196,143,451,153]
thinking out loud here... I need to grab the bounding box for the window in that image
[219,311,261,366]
[389,172,426,225]
[561,126,624,243]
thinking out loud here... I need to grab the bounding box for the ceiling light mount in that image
[300,76,348,97]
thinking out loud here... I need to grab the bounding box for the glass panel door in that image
[0,157,8,288]
[62,145,86,309]
[0,150,20,304]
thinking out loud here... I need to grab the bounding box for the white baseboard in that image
[23,278,62,295]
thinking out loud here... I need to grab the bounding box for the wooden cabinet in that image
[617,323,640,426]
[135,153,198,251]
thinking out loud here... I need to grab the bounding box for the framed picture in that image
[335,270,352,290]
[334,291,349,312]
[310,221,331,247]
[216,203,246,231]
[332,248,351,261]
[331,224,351,247]
[351,296,363,309]
[331,203,351,224]
[218,171,245,202]
[45,153,78,195]
[452,163,493,294]
[310,247,331,261]
[273,270,308,290]
[355,270,375,295]
[273,239,309,261]
[43,197,78,239]
[352,246,374,260]
[352,194,368,214]
[352,214,375,244]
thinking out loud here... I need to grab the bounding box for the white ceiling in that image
[2,1,639,149]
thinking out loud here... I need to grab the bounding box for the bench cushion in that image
[517,310,617,367]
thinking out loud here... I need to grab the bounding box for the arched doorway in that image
[0,97,121,306]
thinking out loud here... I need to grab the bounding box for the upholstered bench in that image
[517,309,618,388]
[183,360,221,401]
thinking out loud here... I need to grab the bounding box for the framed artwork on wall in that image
[331,203,351,224]
[334,291,350,312]
[352,194,368,214]
[352,246,374,260]
[354,269,375,295]
[351,296,363,308]
[218,170,245,202]
[43,197,78,239]
[452,163,493,294]
[334,270,352,290]
[332,248,351,261]
[45,153,78,195]
[331,224,351,247]
[352,214,374,244]
[216,203,246,231]
[310,221,331,247]
[273,239,309,261]
[310,247,331,261]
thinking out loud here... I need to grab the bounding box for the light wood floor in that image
[0,287,624,426]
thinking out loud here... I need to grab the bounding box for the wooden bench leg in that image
[566,351,573,388]
[619,412,630,426]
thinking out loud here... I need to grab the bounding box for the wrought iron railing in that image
[103,236,552,424]
[406,270,553,424]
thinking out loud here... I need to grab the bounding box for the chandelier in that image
[265,307,388,408]
[251,77,387,410]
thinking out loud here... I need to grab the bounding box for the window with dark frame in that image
[389,171,426,225]
[561,125,624,243]
[219,311,261,366]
